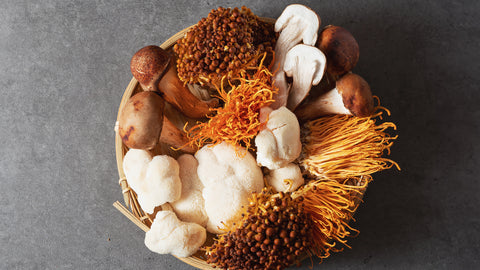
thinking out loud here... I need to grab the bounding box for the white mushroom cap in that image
[266,163,304,193]
[271,4,321,109]
[284,44,326,111]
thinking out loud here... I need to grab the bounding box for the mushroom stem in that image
[287,67,317,111]
[271,28,301,109]
[160,116,197,154]
[294,87,350,120]
[294,73,374,120]
[271,72,289,109]
[158,62,219,119]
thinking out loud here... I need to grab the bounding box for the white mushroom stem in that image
[294,73,375,120]
[284,44,326,111]
[298,87,351,118]
[271,4,320,109]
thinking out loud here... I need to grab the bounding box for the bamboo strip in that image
[113,201,150,232]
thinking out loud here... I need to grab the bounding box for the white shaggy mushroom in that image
[170,154,208,227]
[123,149,182,214]
[255,107,302,170]
[266,163,304,193]
[145,210,206,257]
[195,142,264,234]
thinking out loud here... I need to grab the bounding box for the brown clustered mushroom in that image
[173,6,276,88]
[206,190,312,270]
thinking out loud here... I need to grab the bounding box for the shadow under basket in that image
[113,17,366,270]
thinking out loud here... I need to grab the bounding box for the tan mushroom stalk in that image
[160,116,196,153]
[317,25,359,76]
[295,73,374,120]
[284,44,326,111]
[131,45,218,119]
[118,91,196,153]
[271,4,320,109]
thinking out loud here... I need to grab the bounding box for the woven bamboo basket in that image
[113,17,367,270]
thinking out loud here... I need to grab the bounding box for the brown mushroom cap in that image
[317,25,359,76]
[336,73,374,117]
[119,91,165,150]
[130,45,171,91]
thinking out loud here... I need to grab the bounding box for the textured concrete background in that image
[1,0,479,269]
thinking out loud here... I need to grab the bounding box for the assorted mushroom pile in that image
[117,4,399,270]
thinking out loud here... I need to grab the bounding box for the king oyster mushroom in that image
[284,44,326,111]
[130,45,218,119]
[294,73,375,120]
[271,4,320,109]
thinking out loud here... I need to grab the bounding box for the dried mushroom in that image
[174,6,276,88]
[206,189,312,270]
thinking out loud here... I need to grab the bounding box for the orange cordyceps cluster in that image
[187,55,277,152]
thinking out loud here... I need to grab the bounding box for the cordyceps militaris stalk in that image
[187,53,277,153]
[292,179,367,259]
[300,104,400,184]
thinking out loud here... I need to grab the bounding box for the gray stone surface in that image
[1,0,479,269]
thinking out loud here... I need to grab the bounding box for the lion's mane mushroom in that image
[317,25,359,76]
[118,91,196,153]
[195,142,264,234]
[145,210,206,257]
[271,4,320,109]
[131,45,218,119]
[123,149,182,214]
[170,154,208,227]
[255,106,302,170]
[284,44,326,111]
[295,73,375,120]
